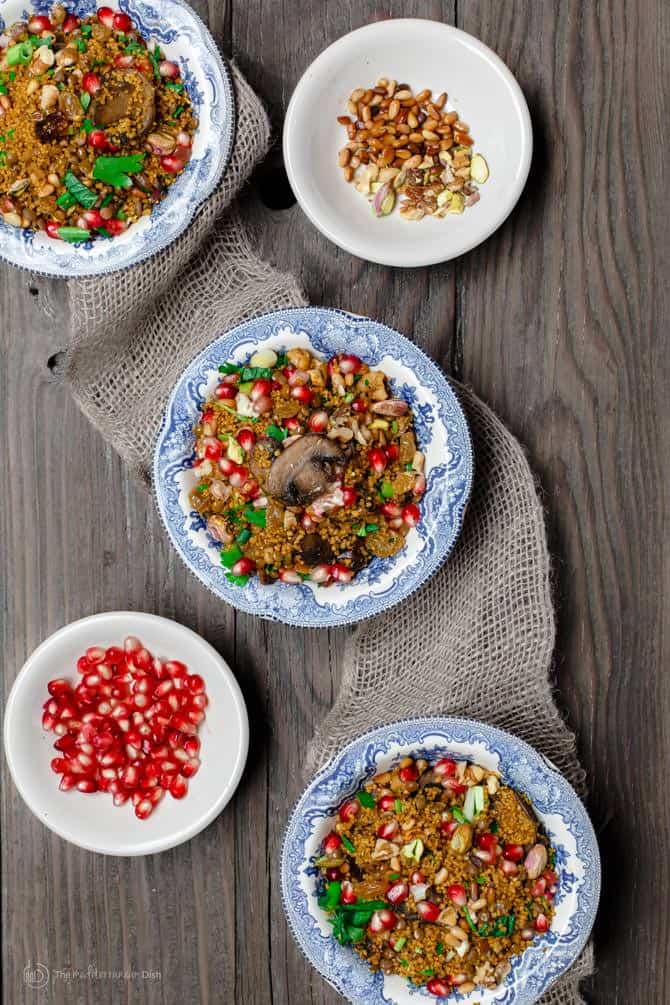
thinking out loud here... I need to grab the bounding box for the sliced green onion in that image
[356,790,375,809]
[394,798,404,814]
[7,42,33,67]
[341,834,356,854]
[451,806,466,824]
[79,91,91,110]
[75,38,87,52]
[393,937,407,952]
[56,226,90,243]
[323,880,342,911]
[380,481,394,499]
[240,365,273,381]
[220,545,243,568]
[235,528,252,545]
[463,907,478,933]
[490,820,499,833]
[238,380,253,394]
[56,191,77,210]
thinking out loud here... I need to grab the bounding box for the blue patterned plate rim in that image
[0,0,235,278]
[280,716,601,1004]
[152,306,474,627]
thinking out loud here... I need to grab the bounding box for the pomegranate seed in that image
[531,877,547,898]
[473,848,496,864]
[402,503,421,527]
[169,775,188,799]
[410,870,425,884]
[308,410,329,432]
[112,11,132,31]
[323,832,342,854]
[377,819,399,839]
[204,438,223,461]
[443,778,467,795]
[386,882,409,905]
[543,868,559,885]
[54,736,76,754]
[342,487,357,506]
[180,757,200,778]
[283,416,301,432]
[368,909,397,933]
[503,843,525,862]
[290,384,313,404]
[286,367,307,387]
[232,557,255,577]
[398,763,419,782]
[183,736,200,757]
[28,14,52,32]
[97,6,115,27]
[158,59,179,78]
[447,884,467,907]
[186,674,205,695]
[62,13,79,32]
[326,866,341,881]
[88,130,109,150]
[76,656,89,674]
[329,563,353,583]
[477,832,497,852]
[86,646,106,665]
[380,501,402,520]
[82,71,102,95]
[426,978,452,998]
[535,913,549,933]
[215,383,236,400]
[76,779,97,794]
[113,791,128,806]
[50,757,68,774]
[252,394,273,415]
[228,465,249,488]
[277,568,301,584]
[162,152,187,174]
[433,757,457,778]
[338,354,362,374]
[237,428,255,452]
[338,799,360,823]
[172,714,197,735]
[135,798,153,820]
[48,678,71,697]
[415,900,440,922]
[59,774,77,791]
[414,472,427,495]
[351,398,367,413]
[340,880,357,904]
[133,648,152,671]
[250,378,273,401]
[502,859,519,876]
[309,564,331,584]
[368,447,387,474]
[45,220,62,241]
[385,443,400,462]
[377,794,396,811]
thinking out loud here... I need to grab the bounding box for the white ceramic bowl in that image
[284,19,532,267]
[3,612,248,855]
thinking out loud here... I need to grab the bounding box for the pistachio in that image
[470,153,489,184]
[448,192,465,214]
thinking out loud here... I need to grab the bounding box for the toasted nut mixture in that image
[337,79,489,220]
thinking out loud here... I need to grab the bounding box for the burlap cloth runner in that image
[56,63,593,1005]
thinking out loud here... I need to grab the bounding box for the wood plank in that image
[456,2,670,1003]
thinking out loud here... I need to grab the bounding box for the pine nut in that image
[338,148,351,167]
[394,89,412,100]
[388,99,400,119]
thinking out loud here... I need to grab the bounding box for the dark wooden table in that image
[2,1,668,1002]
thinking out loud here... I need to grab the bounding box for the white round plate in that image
[284,19,532,267]
[0,0,235,277]
[3,612,248,855]
[282,718,600,1005]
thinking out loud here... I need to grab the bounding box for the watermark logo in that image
[23,962,49,990]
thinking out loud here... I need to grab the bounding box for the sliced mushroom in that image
[265,434,345,506]
[91,69,155,137]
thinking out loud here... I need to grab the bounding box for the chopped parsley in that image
[63,171,97,209]
[356,790,376,809]
[317,891,386,946]
[341,834,356,854]
[92,153,145,188]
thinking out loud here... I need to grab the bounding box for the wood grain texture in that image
[1,1,668,1003]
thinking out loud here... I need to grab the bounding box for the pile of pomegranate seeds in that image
[42,636,208,820]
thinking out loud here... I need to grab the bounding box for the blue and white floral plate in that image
[281,718,600,1005]
[153,307,474,627]
[0,0,234,277]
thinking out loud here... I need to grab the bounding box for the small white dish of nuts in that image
[284,19,532,268]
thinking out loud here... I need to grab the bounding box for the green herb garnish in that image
[244,507,266,528]
[237,380,253,394]
[422,969,435,977]
[100,193,114,208]
[490,820,499,833]
[477,874,487,885]
[240,365,273,381]
[341,834,356,854]
[56,226,90,243]
[218,362,241,374]
[75,38,87,52]
[79,91,91,110]
[317,880,342,912]
[393,936,407,952]
[173,103,185,117]
[463,907,478,933]
[96,227,112,238]
[81,24,93,37]
[394,799,404,814]
[235,528,252,545]
[149,44,162,79]
[123,40,146,55]
[318,898,386,946]
[92,153,145,188]
[196,482,208,493]
[165,81,184,92]
[388,872,401,880]
[357,790,375,809]
[220,544,243,568]
[63,170,97,209]
[435,943,444,955]
[81,117,95,133]
[265,424,287,442]
[451,806,467,824]
[225,572,249,587]
[56,191,77,210]
[116,208,127,220]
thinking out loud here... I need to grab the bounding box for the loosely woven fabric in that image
[307,384,593,1004]
[63,63,304,482]
[56,58,591,1005]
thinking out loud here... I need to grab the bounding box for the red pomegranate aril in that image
[97,6,115,27]
[501,859,519,876]
[342,487,357,506]
[28,14,52,32]
[329,563,353,583]
[414,472,427,495]
[380,501,402,520]
[410,870,425,884]
[368,447,387,474]
[447,883,467,907]
[443,778,467,794]
[158,59,179,79]
[323,831,342,854]
[82,71,102,96]
[377,793,396,811]
[474,848,496,864]
[47,678,71,698]
[426,978,452,998]
[54,736,76,754]
[50,757,68,774]
[399,763,419,782]
[215,382,237,400]
[133,648,152,671]
[531,877,547,898]
[169,775,188,799]
[377,819,399,840]
[283,416,301,432]
[154,679,174,698]
[402,503,421,527]
[385,443,400,462]
[477,832,497,852]
[86,646,106,665]
[237,428,255,452]
[535,913,549,933]
[416,900,441,922]
[113,791,128,806]
[166,659,188,678]
[76,778,97,794]
[433,757,457,778]
[290,384,313,404]
[351,398,367,413]
[204,438,223,461]
[62,13,79,32]
[88,129,109,150]
[135,798,153,820]
[45,220,61,240]
[112,11,132,31]
[232,557,255,577]
[76,655,90,674]
[180,757,200,778]
[386,882,409,905]
[339,798,360,823]
[148,786,164,806]
[340,880,357,905]
[503,843,525,862]
[250,378,273,401]
[308,410,329,433]
[338,354,362,374]
[105,645,125,664]
[183,736,200,757]
[59,773,77,791]
[368,909,397,933]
